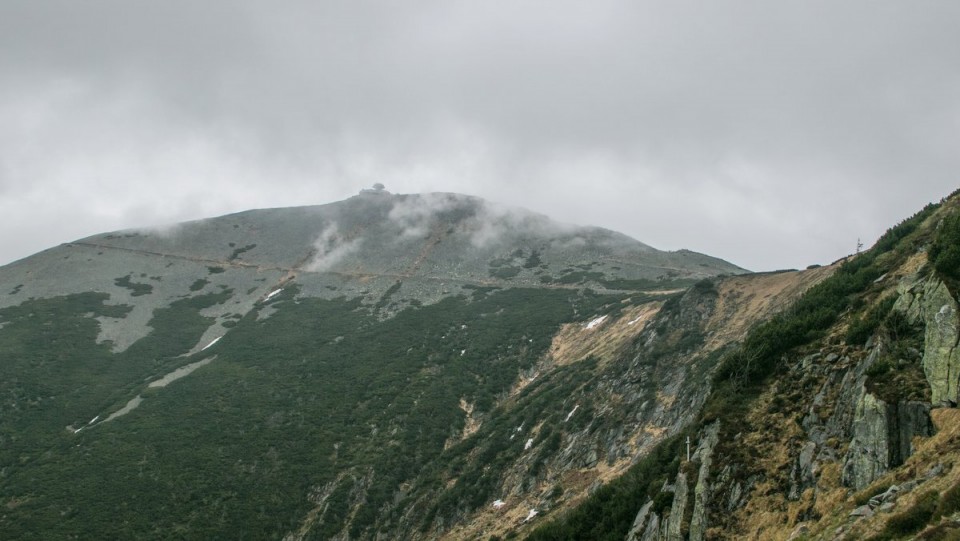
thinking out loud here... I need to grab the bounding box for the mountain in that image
[528,190,960,541]
[2,188,958,540]
[0,190,745,540]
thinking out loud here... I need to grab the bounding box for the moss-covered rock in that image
[920,279,960,404]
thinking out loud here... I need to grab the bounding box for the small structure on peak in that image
[360,183,389,195]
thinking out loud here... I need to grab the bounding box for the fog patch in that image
[135,221,187,239]
[387,192,581,249]
[388,193,463,238]
[305,223,362,272]
[464,200,575,248]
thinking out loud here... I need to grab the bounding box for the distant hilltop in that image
[359,182,389,195]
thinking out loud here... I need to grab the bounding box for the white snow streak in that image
[565,404,579,422]
[201,336,222,351]
[524,438,533,450]
[585,315,608,330]
[493,499,506,509]
[265,288,283,301]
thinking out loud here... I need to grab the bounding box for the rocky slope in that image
[0,189,757,540]
[4,187,957,540]
[529,190,960,541]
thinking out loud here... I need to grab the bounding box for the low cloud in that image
[305,223,362,272]
[387,193,463,239]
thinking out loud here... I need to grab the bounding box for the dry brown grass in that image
[706,266,836,351]
[549,301,662,368]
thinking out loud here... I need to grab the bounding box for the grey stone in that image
[850,504,874,518]
[900,479,921,492]
[925,463,946,479]
[841,392,933,489]
[689,422,720,541]
[842,392,890,489]
[727,482,743,512]
[787,523,810,541]
[639,513,660,541]
[920,279,960,404]
[625,500,654,541]
[879,502,896,513]
[666,471,688,541]
[894,402,933,466]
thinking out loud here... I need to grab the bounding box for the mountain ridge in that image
[6,190,953,540]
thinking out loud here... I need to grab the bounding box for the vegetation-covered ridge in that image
[10,190,947,540]
[529,189,960,540]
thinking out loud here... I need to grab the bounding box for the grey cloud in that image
[305,223,363,273]
[1,1,958,270]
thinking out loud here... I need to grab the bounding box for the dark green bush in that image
[931,211,960,282]
[847,295,897,345]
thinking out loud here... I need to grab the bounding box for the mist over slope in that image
[0,190,817,540]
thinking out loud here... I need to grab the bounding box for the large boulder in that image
[919,279,960,405]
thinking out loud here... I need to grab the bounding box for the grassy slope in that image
[527,191,958,540]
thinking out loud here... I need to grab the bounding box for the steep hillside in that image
[9,187,952,540]
[530,191,960,540]
[0,190,759,540]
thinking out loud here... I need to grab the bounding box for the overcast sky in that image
[1,1,958,271]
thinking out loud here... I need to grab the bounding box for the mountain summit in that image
[0,191,744,351]
[1,190,846,540]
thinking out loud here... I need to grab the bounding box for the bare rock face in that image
[689,422,720,541]
[841,392,933,490]
[919,279,960,405]
[842,392,891,490]
[666,471,689,541]
[625,500,654,541]
[639,513,661,541]
[897,274,960,405]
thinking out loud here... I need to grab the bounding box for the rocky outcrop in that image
[625,500,654,541]
[689,423,720,541]
[921,279,960,405]
[842,392,891,489]
[788,440,818,500]
[666,471,688,541]
[895,274,960,405]
[639,513,661,541]
[841,392,933,490]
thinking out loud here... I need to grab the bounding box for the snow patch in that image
[460,349,466,356]
[200,336,222,351]
[87,415,100,425]
[264,288,283,301]
[524,509,538,522]
[585,315,608,330]
[565,404,579,422]
[524,438,533,450]
[627,315,644,325]
[149,356,216,388]
[493,499,506,509]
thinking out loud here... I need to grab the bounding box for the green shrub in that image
[930,211,960,282]
[847,296,896,345]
